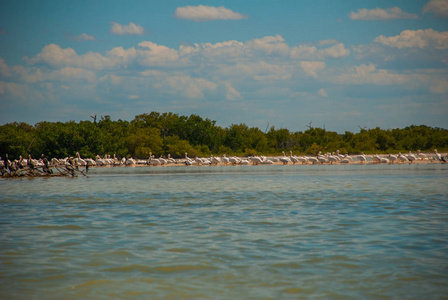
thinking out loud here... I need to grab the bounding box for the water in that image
[1,164,448,299]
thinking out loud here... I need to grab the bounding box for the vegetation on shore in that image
[1,112,447,159]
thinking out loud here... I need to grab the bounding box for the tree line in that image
[1,112,447,159]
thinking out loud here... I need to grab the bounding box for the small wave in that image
[43,274,67,281]
[108,250,134,256]
[74,279,111,289]
[165,248,191,253]
[103,264,152,273]
[35,225,84,230]
[2,251,25,256]
[153,265,217,273]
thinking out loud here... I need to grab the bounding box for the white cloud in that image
[137,41,179,66]
[290,43,350,60]
[318,43,350,59]
[290,45,318,60]
[110,22,144,35]
[179,40,245,63]
[25,44,111,69]
[300,61,326,78]
[375,29,448,49]
[13,66,44,83]
[328,64,437,89]
[318,88,328,97]
[423,0,448,18]
[349,7,419,20]
[174,5,247,22]
[246,35,290,56]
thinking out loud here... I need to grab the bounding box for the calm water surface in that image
[1,164,448,299]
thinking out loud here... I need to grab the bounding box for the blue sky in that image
[1,0,447,133]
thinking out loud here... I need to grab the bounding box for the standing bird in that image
[433,149,447,163]
[398,152,409,163]
[74,152,87,166]
[406,151,417,163]
[279,151,292,165]
[357,152,367,164]
[289,151,300,164]
[388,154,397,164]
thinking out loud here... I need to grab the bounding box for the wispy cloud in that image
[66,33,96,41]
[110,22,144,35]
[174,5,247,22]
[349,7,419,20]
[423,0,448,18]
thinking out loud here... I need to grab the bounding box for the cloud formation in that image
[2,30,446,131]
[110,22,145,35]
[375,29,448,49]
[423,0,448,18]
[349,7,419,20]
[174,5,247,21]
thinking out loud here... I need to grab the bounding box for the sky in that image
[0,0,447,133]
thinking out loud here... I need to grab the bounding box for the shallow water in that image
[1,163,448,299]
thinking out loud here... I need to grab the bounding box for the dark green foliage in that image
[0,113,447,160]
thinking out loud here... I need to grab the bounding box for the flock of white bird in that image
[1,149,446,171]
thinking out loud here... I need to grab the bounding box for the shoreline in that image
[2,152,446,178]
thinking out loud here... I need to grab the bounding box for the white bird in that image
[297,156,308,164]
[125,157,136,166]
[327,153,339,164]
[210,155,221,165]
[307,156,318,164]
[261,156,274,164]
[113,154,119,165]
[289,151,300,164]
[433,149,446,162]
[398,152,409,163]
[250,156,263,165]
[221,154,230,165]
[229,156,240,165]
[416,150,427,160]
[201,157,211,165]
[388,154,397,164]
[84,158,97,166]
[340,155,350,164]
[357,152,367,163]
[239,158,250,165]
[279,151,291,165]
[406,151,417,163]
[317,152,328,164]
[158,156,167,165]
[96,155,106,166]
[336,150,345,160]
[74,152,87,166]
[184,152,196,165]
[379,157,389,164]
[167,154,176,164]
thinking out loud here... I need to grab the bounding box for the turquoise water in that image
[1,164,448,299]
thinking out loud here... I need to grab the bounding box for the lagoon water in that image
[1,163,448,299]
